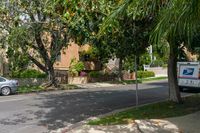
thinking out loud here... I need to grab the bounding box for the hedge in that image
[88,71,103,78]
[12,69,47,78]
[137,71,155,78]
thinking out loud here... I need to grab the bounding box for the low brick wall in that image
[68,76,88,84]
[147,67,167,77]
[88,76,117,83]
[15,78,48,86]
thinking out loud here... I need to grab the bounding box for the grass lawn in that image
[141,76,168,82]
[88,94,200,125]
[17,86,45,93]
[121,80,142,84]
[17,84,79,94]
[115,76,168,84]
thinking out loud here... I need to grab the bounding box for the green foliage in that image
[7,27,31,74]
[153,40,169,64]
[64,0,152,66]
[17,86,44,93]
[17,84,79,93]
[141,76,167,82]
[151,0,200,46]
[150,59,164,67]
[123,57,134,72]
[121,80,142,84]
[6,46,30,73]
[137,71,155,78]
[69,58,84,76]
[63,0,117,64]
[0,0,77,86]
[138,52,151,70]
[79,47,99,61]
[124,52,151,72]
[140,53,151,65]
[190,32,200,59]
[12,69,47,78]
[88,71,103,78]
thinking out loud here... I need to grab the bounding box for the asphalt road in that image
[0,80,187,133]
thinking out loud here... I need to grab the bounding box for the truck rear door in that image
[178,62,200,88]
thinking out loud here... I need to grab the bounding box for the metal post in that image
[135,54,139,107]
[132,16,139,107]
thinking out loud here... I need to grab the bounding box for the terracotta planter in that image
[130,72,136,80]
[123,72,136,80]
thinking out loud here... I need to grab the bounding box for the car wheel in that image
[1,87,11,96]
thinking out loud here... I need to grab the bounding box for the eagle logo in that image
[183,68,194,75]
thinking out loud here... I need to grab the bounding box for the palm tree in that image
[101,0,200,103]
[151,0,200,103]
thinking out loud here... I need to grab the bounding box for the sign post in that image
[135,54,139,107]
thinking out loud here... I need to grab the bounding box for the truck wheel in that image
[179,87,184,92]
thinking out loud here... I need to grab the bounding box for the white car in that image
[0,76,19,96]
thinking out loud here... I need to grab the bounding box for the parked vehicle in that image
[0,76,19,96]
[177,62,200,91]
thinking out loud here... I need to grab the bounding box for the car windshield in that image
[0,77,7,82]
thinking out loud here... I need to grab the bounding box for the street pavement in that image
[0,80,186,133]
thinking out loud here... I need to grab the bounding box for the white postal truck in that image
[177,62,200,91]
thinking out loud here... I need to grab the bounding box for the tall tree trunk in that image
[48,64,58,87]
[168,42,182,103]
[118,57,123,81]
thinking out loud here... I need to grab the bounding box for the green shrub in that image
[89,71,103,78]
[150,60,164,67]
[162,64,168,68]
[79,47,99,61]
[11,71,21,78]
[17,86,44,93]
[12,69,47,78]
[69,58,84,76]
[137,71,155,78]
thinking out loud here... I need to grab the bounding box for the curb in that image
[50,98,169,133]
[51,93,193,133]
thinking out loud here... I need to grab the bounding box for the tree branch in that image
[26,53,47,73]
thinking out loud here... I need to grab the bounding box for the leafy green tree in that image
[101,0,200,103]
[0,0,75,87]
[6,47,30,76]
[63,0,116,61]
[109,15,153,80]
[63,0,153,81]
[62,0,120,77]
[153,40,169,65]
[150,0,200,103]
[190,32,200,59]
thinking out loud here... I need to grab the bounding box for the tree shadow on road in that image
[32,87,169,130]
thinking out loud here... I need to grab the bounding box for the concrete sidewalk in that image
[76,79,167,89]
[76,82,121,89]
[52,111,200,133]
[166,111,200,133]
[66,119,179,133]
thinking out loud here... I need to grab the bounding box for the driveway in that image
[0,80,184,133]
